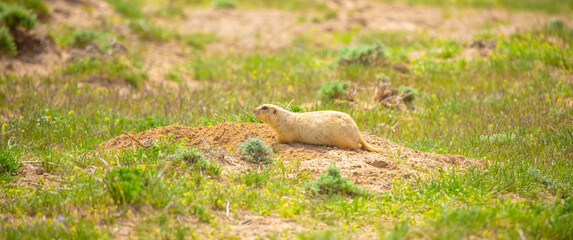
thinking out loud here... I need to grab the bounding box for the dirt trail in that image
[102,122,480,192]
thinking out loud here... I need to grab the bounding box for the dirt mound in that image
[102,122,480,192]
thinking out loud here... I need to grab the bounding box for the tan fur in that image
[253,104,386,153]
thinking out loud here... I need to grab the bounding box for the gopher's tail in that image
[360,137,387,153]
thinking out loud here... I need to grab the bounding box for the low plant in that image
[0,149,21,178]
[105,0,144,19]
[318,80,351,101]
[0,2,38,56]
[4,0,49,18]
[234,168,273,187]
[305,165,365,196]
[66,29,100,48]
[338,43,385,65]
[175,149,221,175]
[105,166,148,205]
[237,137,273,164]
[0,2,37,31]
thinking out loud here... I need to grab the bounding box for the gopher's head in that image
[253,104,281,126]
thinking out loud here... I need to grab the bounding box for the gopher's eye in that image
[262,106,268,110]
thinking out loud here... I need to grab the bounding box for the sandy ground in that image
[102,122,480,192]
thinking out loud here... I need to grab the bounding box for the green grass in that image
[2,1,573,238]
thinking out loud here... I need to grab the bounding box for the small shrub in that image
[338,43,385,65]
[105,167,148,205]
[0,149,21,177]
[11,0,49,18]
[0,3,38,31]
[318,80,350,101]
[548,18,565,30]
[305,165,365,196]
[237,137,273,164]
[0,27,17,56]
[211,0,238,9]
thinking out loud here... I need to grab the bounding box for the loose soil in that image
[102,122,480,192]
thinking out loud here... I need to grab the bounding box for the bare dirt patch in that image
[11,163,58,189]
[170,0,571,54]
[102,122,480,192]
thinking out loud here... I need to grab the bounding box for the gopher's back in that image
[290,110,363,148]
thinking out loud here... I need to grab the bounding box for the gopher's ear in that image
[273,109,277,114]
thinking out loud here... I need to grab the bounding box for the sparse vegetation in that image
[181,32,217,50]
[60,57,147,87]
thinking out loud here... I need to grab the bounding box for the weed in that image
[0,149,21,178]
[66,29,102,48]
[175,149,221,176]
[234,168,273,187]
[318,80,351,102]
[305,166,365,196]
[237,138,274,164]
[105,166,148,205]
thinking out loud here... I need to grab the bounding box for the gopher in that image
[253,104,386,153]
